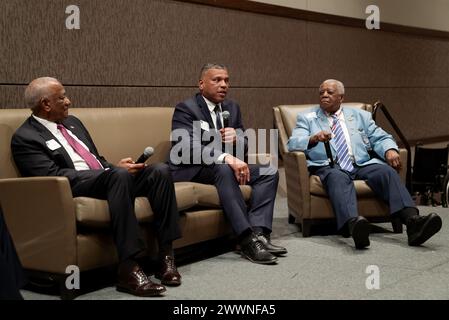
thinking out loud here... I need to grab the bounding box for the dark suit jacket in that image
[11,115,112,188]
[170,93,248,181]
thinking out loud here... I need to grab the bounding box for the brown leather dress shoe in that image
[156,256,181,286]
[116,264,166,297]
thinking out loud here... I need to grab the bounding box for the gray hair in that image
[25,77,61,111]
[199,63,227,79]
[321,79,345,95]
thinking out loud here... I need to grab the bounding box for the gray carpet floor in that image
[21,169,449,300]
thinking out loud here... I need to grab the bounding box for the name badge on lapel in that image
[305,112,317,119]
[46,139,62,151]
[200,120,210,131]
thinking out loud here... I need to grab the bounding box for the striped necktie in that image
[331,114,354,172]
[57,124,102,170]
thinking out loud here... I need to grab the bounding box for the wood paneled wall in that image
[1,0,449,142]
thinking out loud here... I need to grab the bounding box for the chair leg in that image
[391,216,403,234]
[288,214,296,224]
[302,220,312,237]
[443,173,449,208]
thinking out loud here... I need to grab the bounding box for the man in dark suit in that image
[0,205,26,300]
[288,79,442,249]
[11,77,182,297]
[170,63,286,265]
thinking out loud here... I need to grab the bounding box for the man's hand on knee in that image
[117,157,145,175]
[224,155,250,185]
[385,149,401,171]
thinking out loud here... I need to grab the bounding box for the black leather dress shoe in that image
[407,213,442,246]
[240,234,278,264]
[349,216,370,249]
[116,264,166,297]
[155,255,182,286]
[255,233,288,255]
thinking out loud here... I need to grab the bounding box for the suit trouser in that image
[0,207,26,300]
[71,163,181,262]
[190,164,279,236]
[311,164,415,230]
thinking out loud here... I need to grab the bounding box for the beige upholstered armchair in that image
[273,103,406,237]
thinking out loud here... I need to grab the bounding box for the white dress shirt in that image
[33,115,103,171]
[203,96,224,129]
[202,96,228,162]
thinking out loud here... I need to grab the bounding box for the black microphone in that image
[324,141,334,168]
[136,146,154,164]
[222,111,230,128]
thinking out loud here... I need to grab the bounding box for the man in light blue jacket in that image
[287,79,441,249]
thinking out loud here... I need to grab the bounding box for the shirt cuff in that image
[217,153,229,163]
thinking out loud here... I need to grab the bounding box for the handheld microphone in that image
[324,141,334,168]
[136,146,154,164]
[222,111,230,128]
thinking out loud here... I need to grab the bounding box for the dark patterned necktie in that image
[214,105,223,130]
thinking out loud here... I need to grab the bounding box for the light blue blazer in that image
[287,106,398,168]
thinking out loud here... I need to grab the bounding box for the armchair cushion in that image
[74,182,252,228]
[309,175,376,197]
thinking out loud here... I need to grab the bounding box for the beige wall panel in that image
[348,88,449,142]
[1,0,307,87]
[0,86,25,109]
[0,85,315,130]
[1,0,448,143]
[386,35,449,87]
[305,22,394,87]
[306,22,449,88]
[229,88,317,131]
[0,85,196,109]
[2,84,447,142]
[252,0,449,32]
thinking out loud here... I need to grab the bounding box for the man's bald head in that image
[25,77,71,122]
[320,79,345,95]
[319,79,345,113]
[25,77,62,113]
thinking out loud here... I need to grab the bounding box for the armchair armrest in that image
[398,148,407,184]
[283,151,311,221]
[0,176,77,274]
[247,153,277,166]
[273,106,290,156]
